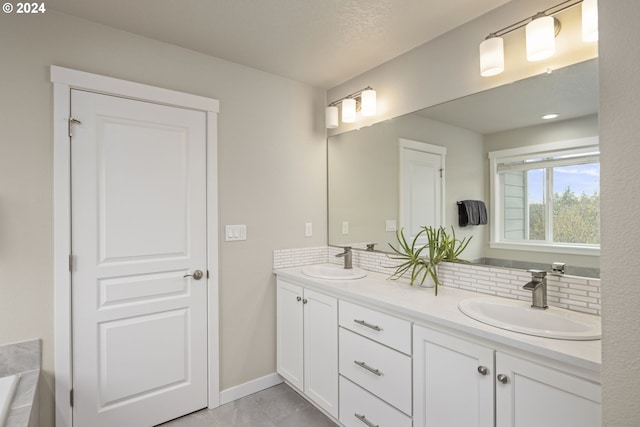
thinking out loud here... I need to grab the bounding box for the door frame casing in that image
[51,66,220,427]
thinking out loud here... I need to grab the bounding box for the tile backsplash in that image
[274,246,601,316]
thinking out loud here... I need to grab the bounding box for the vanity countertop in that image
[274,265,601,376]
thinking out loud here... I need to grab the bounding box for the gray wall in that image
[0,11,326,427]
[599,0,640,424]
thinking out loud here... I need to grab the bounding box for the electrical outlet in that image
[385,219,397,232]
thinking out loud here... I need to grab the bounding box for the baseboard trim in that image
[218,373,283,405]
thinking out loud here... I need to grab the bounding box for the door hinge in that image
[68,254,74,272]
[439,168,444,178]
[68,117,82,138]
[70,389,74,407]
[207,270,210,279]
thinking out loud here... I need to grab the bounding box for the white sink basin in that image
[301,264,367,280]
[458,297,601,340]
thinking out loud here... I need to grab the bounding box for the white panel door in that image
[71,89,208,427]
[399,140,445,241]
[304,289,338,419]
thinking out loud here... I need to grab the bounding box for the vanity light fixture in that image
[479,0,598,77]
[526,13,558,61]
[326,86,376,128]
[479,35,504,77]
[581,0,598,42]
[342,98,357,123]
[326,105,339,129]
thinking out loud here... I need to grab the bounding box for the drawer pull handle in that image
[354,319,382,331]
[354,360,382,376]
[355,413,379,427]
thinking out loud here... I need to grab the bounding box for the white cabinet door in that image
[304,289,339,419]
[276,280,304,390]
[276,279,338,419]
[496,352,601,427]
[413,325,494,427]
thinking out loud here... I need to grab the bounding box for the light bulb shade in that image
[479,36,504,77]
[361,89,376,116]
[342,98,356,123]
[326,106,339,129]
[526,15,556,61]
[582,0,598,42]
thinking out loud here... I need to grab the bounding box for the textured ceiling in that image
[46,0,511,88]
[417,59,598,134]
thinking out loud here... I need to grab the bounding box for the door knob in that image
[184,270,204,280]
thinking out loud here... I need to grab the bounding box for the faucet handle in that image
[527,269,547,278]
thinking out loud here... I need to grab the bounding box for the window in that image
[489,138,600,255]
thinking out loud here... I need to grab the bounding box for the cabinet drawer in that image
[339,328,412,415]
[339,300,411,354]
[340,376,412,427]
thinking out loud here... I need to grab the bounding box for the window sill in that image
[489,241,600,256]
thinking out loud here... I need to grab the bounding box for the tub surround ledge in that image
[0,339,41,427]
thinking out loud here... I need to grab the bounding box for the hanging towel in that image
[458,200,488,226]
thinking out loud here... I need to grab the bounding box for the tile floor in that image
[159,383,338,427]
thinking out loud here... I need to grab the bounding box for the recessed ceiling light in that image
[541,113,559,120]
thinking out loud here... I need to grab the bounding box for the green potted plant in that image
[387,225,472,295]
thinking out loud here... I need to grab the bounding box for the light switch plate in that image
[305,222,313,237]
[225,224,247,241]
[342,221,349,235]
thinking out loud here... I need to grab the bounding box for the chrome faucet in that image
[523,269,548,309]
[335,246,353,269]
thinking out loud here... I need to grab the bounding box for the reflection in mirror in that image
[328,59,599,277]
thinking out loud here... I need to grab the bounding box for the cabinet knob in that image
[302,299,308,304]
[477,365,489,376]
[497,373,509,384]
[296,296,302,302]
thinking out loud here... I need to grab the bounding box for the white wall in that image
[599,0,640,424]
[0,11,326,427]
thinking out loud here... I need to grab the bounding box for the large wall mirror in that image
[328,58,599,277]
